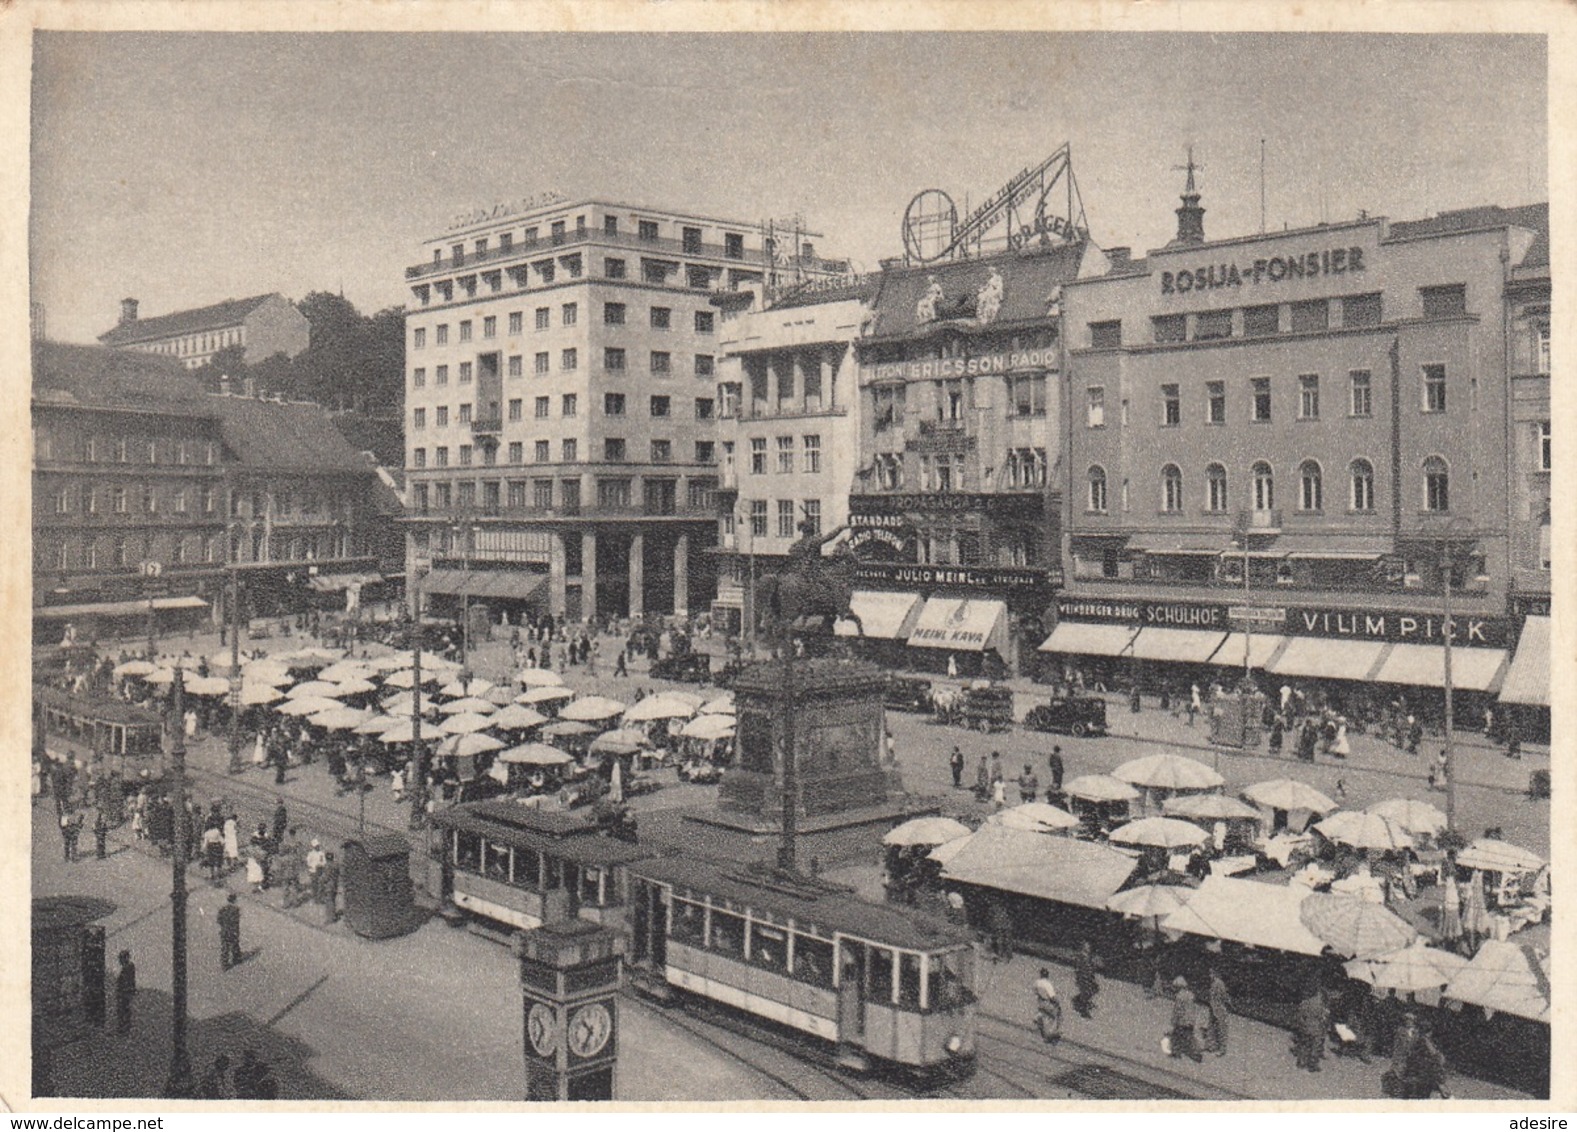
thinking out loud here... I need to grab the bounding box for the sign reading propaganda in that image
[849,492,1044,518]
[1159,246,1366,294]
[859,563,1056,594]
[865,346,1058,384]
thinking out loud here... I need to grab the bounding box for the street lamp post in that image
[1441,541,1458,832]
[164,670,193,1097]
[408,569,430,831]
[736,503,757,659]
[227,563,244,773]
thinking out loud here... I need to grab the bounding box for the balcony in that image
[918,418,967,435]
[470,417,503,437]
[1238,509,1283,534]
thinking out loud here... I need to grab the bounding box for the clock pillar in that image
[519,919,622,1101]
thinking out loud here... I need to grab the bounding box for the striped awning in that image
[1498,616,1550,706]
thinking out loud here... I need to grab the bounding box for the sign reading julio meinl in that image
[858,563,1056,594]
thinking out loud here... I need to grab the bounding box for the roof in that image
[940,824,1138,910]
[332,413,406,468]
[769,276,879,310]
[1387,202,1548,270]
[430,800,651,868]
[631,854,973,951]
[32,340,211,413]
[98,293,281,347]
[202,394,373,473]
[1160,874,1327,956]
[864,243,1086,341]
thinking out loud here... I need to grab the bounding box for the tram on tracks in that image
[34,685,164,778]
[626,855,977,1079]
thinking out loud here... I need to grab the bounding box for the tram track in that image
[185,763,413,846]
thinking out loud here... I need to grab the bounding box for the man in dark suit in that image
[114,950,136,1034]
[218,893,242,970]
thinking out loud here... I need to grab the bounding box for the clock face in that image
[567,1002,613,1058]
[527,1002,559,1057]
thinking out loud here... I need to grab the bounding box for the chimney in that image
[120,298,139,324]
[1107,246,1132,268]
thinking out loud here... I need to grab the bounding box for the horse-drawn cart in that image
[935,682,1014,732]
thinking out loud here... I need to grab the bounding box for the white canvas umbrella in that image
[328,676,379,697]
[1109,816,1209,850]
[437,731,505,757]
[239,683,284,706]
[491,705,549,731]
[379,691,436,717]
[1107,884,1194,920]
[484,685,521,706]
[242,660,293,686]
[680,714,736,741]
[1455,838,1544,874]
[113,659,157,677]
[439,696,498,715]
[352,713,403,735]
[378,720,427,745]
[439,711,496,735]
[517,668,567,688]
[1365,798,1449,837]
[1241,779,1338,814]
[541,720,597,740]
[286,680,343,700]
[1064,774,1140,803]
[367,651,415,672]
[277,695,344,717]
[624,695,696,723]
[698,693,735,716]
[497,743,575,766]
[277,647,342,668]
[383,668,438,689]
[308,706,372,731]
[1163,793,1261,822]
[883,816,971,847]
[990,802,1080,833]
[319,661,375,683]
[440,678,495,699]
[184,676,232,697]
[660,691,706,709]
[518,686,576,705]
[559,696,627,722]
[1112,753,1224,791]
[1344,940,1468,992]
[1314,810,1413,852]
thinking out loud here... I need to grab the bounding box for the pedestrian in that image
[614,649,628,678]
[197,1054,231,1099]
[988,751,1003,787]
[1429,748,1449,792]
[218,893,242,970]
[202,823,225,882]
[273,746,288,785]
[61,808,81,862]
[1072,939,1101,1018]
[1269,715,1285,753]
[1033,967,1062,1042]
[278,829,304,907]
[974,755,990,801]
[988,899,1013,962]
[114,949,136,1034]
[320,851,341,924]
[1188,683,1202,726]
[1168,979,1202,1063]
[1206,966,1232,1056]
[992,776,1007,811]
[1406,715,1422,755]
[306,838,327,902]
[949,746,965,789]
[1017,764,1039,804]
[93,807,109,859]
[391,765,405,803]
[1047,746,1064,793]
[1332,718,1350,758]
[271,798,288,850]
[1129,686,1142,714]
[1293,985,1329,1072]
[947,653,958,679]
[245,845,266,893]
[223,812,240,870]
[252,730,266,769]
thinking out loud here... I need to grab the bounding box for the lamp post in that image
[1441,539,1458,833]
[407,568,430,831]
[226,561,244,773]
[736,503,757,659]
[163,670,193,1097]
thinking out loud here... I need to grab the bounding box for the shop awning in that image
[835,590,924,640]
[418,568,476,596]
[1161,875,1327,956]
[906,597,1008,653]
[1498,616,1550,707]
[1372,643,1508,693]
[36,595,209,619]
[940,824,1138,910]
[1127,535,1225,555]
[1265,636,1389,682]
[1127,627,1228,664]
[1038,621,1139,657]
[308,572,384,592]
[467,572,548,602]
[1210,633,1290,669]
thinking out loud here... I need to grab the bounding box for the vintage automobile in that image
[883,676,935,714]
[1022,695,1109,737]
[650,651,713,684]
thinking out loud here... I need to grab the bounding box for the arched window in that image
[1252,461,1275,511]
[1350,459,1375,511]
[1205,463,1229,512]
[1087,465,1108,513]
[1299,460,1323,511]
[1161,464,1183,513]
[1423,456,1449,512]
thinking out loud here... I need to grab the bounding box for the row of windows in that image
[1084,366,1447,428]
[414,437,717,468]
[34,433,219,466]
[411,350,714,386]
[138,326,243,359]
[437,218,747,266]
[744,435,825,475]
[44,534,222,571]
[415,246,738,304]
[736,498,825,538]
[50,483,219,516]
[412,476,715,514]
[866,375,1047,431]
[413,306,716,347]
[866,448,1048,492]
[1087,283,1467,349]
[1086,457,1452,515]
[412,395,717,431]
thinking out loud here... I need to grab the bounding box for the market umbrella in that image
[698,693,735,716]
[143,668,178,685]
[1241,779,1338,814]
[286,680,344,700]
[242,660,293,686]
[377,720,428,745]
[276,695,344,717]
[624,695,696,723]
[308,706,372,731]
[379,691,437,717]
[383,668,439,689]
[491,704,550,731]
[1300,891,1419,958]
[1163,793,1261,822]
[184,675,232,697]
[588,735,644,758]
[928,834,974,865]
[661,691,706,709]
[498,743,575,766]
[352,713,403,735]
[278,646,342,666]
[328,677,379,697]
[518,686,576,705]
[319,661,375,683]
[680,715,737,741]
[596,727,651,749]
[484,685,521,706]
[883,816,971,847]
[1314,810,1413,852]
[559,695,627,722]
[1109,816,1209,850]
[367,651,415,672]
[990,802,1080,833]
[1455,838,1545,874]
[1365,798,1449,838]
[1343,940,1468,992]
[517,668,566,688]
[113,659,157,677]
[239,683,284,706]
[437,731,505,758]
[1112,753,1224,791]
[439,696,498,715]
[1064,774,1141,803]
[439,711,496,735]
[440,677,495,699]
[541,719,597,740]
[1445,940,1550,1022]
[1107,883,1194,920]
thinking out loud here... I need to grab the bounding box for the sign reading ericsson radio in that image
[1161,246,1366,294]
[866,346,1057,383]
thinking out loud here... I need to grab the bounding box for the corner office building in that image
[401,197,848,622]
[1051,177,1549,723]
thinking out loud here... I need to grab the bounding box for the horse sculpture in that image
[754,523,863,645]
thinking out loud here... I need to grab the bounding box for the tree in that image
[190,344,248,393]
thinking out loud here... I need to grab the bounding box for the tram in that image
[626,855,978,1079]
[425,800,650,933]
[34,685,164,777]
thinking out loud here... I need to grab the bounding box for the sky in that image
[29,32,1547,345]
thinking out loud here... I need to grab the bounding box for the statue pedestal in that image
[682,657,937,868]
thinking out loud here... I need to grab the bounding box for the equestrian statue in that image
[754,521,863,647]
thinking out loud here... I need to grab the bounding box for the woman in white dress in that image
[1332,718,1351,758]
[252,731,267,768]
[222,813,241,868]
